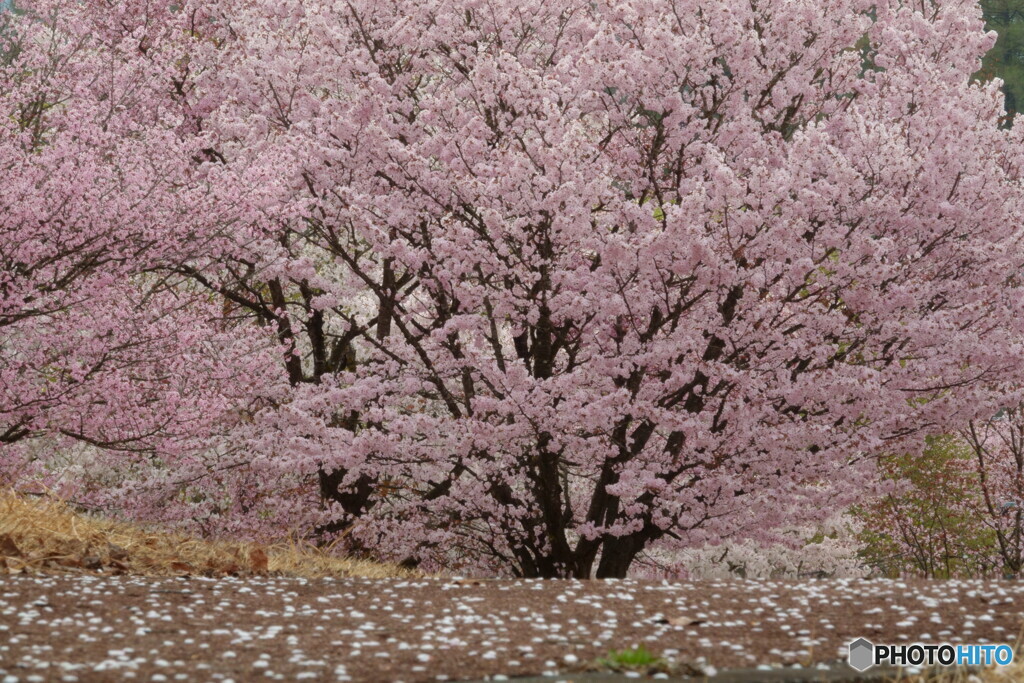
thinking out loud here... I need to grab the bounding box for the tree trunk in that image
[596,535,641,578]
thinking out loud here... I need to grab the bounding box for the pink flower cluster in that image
[3,0,1024,577]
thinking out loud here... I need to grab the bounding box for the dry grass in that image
[0,489,417,579]
[888,627,1024,682]
[930,656,1024,683]
[890,661,1023,683]
[974,656,1024,682]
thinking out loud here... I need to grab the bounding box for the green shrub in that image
[854,436,1000,579]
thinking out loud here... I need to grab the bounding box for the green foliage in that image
[980,1,1024,123]
[0,3,20,67]
[854,436,999,578]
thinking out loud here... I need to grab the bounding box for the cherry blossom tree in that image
[7,0,1024,578]
[636,512,870,580]
[145,0,1024,577]
[0,2,280,492]
[962,407,1024,576]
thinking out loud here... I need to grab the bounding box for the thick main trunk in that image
[314,469,376,554]
[596,535,641,578]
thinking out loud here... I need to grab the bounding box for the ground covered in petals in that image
[1,575,1023,681]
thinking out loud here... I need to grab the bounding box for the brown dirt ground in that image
[2,575,1024,681]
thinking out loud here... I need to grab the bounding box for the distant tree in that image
[859,407,1024,580]
[961,407,1024,577]
[980,0,1024,121]
[856,437,1000,579]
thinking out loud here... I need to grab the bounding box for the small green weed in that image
[598,645,668,672]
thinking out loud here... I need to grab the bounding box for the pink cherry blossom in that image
[4,0,1024,578]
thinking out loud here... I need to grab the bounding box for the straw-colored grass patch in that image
[890,660,1022,682]
[0,489,417,579]
[890,627,1024,682]
[975,654,1024,682]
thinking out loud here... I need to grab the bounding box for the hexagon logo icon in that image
[848,638,875,672]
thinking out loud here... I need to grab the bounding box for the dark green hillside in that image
[981,0,1024,122]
